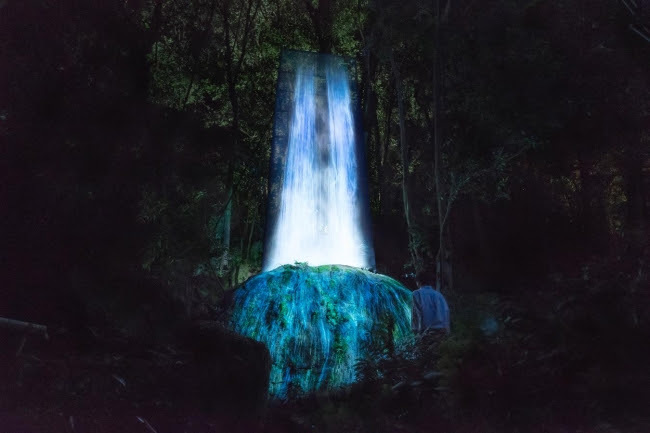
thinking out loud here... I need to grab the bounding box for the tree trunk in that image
[364,51,381,214]
[246,212,256,261]
[390,51,420,270]
[221,78,237,274]
[220,164,233,273]
[379,78,393,217]
[374,101,383,214]
[218,0,261,280]
[432,0,453,290]
[433,0,445,289]
[304,0,334,53]
[182,0,217,108]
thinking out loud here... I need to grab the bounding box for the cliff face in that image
[229,264,412,399]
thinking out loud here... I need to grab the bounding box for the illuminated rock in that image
[229,264,412,399]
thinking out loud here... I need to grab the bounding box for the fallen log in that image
[0,317,49,339]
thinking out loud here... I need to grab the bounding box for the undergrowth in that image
[273,257,650,432]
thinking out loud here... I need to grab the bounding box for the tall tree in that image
[217,0,263,272]
[304,0,335,52]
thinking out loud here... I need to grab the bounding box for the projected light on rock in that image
[229,51,411,399]
[230,264,412,399]
[263,51,375,271]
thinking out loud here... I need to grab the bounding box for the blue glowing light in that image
[230,265,412,399]
[229,52,408,399]
[263,54,374,271]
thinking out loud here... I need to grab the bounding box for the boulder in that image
[229,264,413,399]
[183,320,271,419]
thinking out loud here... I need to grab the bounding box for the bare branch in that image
[630,23,650,43]
[0,317,49,339]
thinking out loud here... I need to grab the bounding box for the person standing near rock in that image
[411,269,450,334]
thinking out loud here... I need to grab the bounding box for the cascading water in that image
[229,51,412,399]
[263,53,374,271]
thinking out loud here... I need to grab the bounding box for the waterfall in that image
[263,52,374,271]
[229,52,409,400]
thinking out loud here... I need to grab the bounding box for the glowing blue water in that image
[229,53,405,399]
[263,58,372,271]
[230,265,412,399]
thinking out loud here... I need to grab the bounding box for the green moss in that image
[324,297,339,326]
[230,264,413,398]
[332,331,348,364]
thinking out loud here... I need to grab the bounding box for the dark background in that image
[1,0,649,431]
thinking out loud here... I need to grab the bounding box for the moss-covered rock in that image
[229,264,412,399]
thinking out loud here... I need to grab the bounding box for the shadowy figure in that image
[411,269,450,336]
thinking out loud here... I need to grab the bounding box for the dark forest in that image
[1,0,649,431]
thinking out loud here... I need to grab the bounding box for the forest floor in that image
[2,260,649,433]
